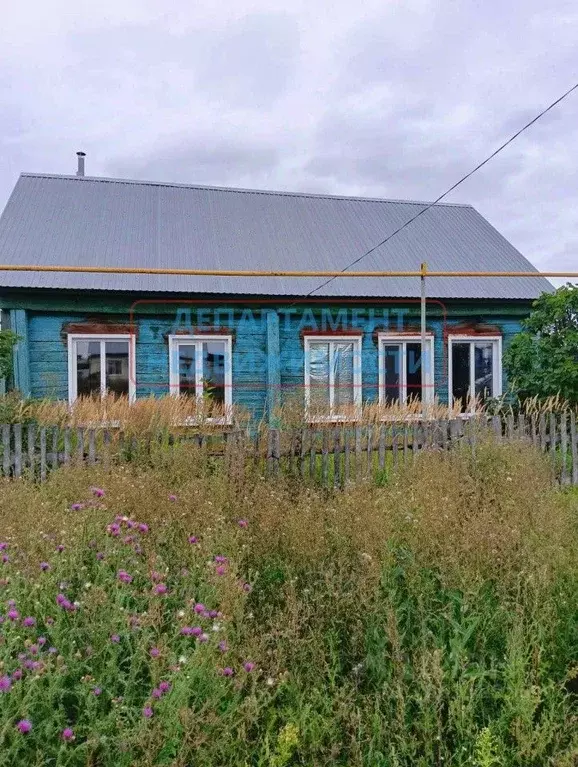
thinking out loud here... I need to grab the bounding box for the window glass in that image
[76,340,101,397]
[202,341,226,405]
[452,342,471,411]
[178,344,196,396]
[406,342,423,403]
[104,341,129,396]
[309,342,331,408]
[333,342,354,410]
[474,342,494,401]
[383,345,401,404]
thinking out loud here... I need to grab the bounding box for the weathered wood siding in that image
[0,292,531,420]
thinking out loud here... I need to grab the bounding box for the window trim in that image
[377,333,435,407]
[447,334,502,412]
[168,334,233,421]
[67,333,136,404]
[304,335,362,422]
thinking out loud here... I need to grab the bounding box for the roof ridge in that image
[19,172,474,209]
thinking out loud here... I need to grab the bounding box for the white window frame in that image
[378,333,435,408]
[67,334,136,404]
[447,335,502,413]
[168,335,233,423]
[304,335,362,422]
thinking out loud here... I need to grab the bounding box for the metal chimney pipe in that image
[76,151,86,177]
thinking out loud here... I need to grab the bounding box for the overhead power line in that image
[305,80,578,298]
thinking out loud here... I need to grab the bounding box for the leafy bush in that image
[0,440,577,765]
[0,329,18,381]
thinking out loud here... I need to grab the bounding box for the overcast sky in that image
[1,0,577,275]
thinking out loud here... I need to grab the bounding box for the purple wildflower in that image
[188,535,198,544]
[138,523,149,534]
[209,609,218,619]
[180,626,194,636]
[40,562,50,571]
[7,599,15,607]
[238,519,248,528]
[0,675,11,692]
[93,687,102,696]
[110,634,120,644]
[46,617,54,625]
[151,687,163,699]
[158,680,171,694]
[218,640,229,653]
[37,636,46,646]
[48,647,58,654]
[122,535,134,545]
[92,487,105,498]
[70,503,83,511]
[0,542,7,551]
[11,668,22,680]
[117,570,132,584]
[107,523,120,537]
[142,706,153,719]
[149,647,160,658]
[16,720,32,733]
[191,626,203,637]
[168,494,177,502]
[215,565,226,576]
[126,520,135,530]
[242,582,252,593]
[214,555,228,564]
[56,544,64,553]
[22,616,35,628]
[7,608,19,621]
[150,571,162,582]
[134,544,143,555]
[29,645,39,655]
[96,552,105,560]
[193,603,205,614]
[197,633,209,643]
[61,727,75,741]
[2,554,9,563]
[153,583,167,595]
[243,661,255,673]
[221,667,234,677]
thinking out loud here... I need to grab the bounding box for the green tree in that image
[504,284,578,404]
[0,329,18,381]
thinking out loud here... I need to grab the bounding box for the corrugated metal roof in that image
[0,173,551,299]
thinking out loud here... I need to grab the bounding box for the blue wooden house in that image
[0,167,551,421]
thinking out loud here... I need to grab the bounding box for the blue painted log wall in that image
[5,298,529,419]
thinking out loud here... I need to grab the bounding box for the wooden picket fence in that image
[0,413,577,487]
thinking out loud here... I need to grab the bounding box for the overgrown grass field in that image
[0,439,577,766]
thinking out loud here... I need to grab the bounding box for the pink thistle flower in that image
[7,608,19,621]
[218,640,228,653]
[117,570,133,584]
[107,523,120,537]
[61,727,75,741]
[149,647,160,658]
[7,599,16,607]
[138,523,149,534]
[0,675,12,692]
[214,555,228,564]
[237,519,248,528]
[215,565,226,576]
[134,544,143,555]
[11,668,22,680]
[242,582,252,593]
[193,603,205,614]
[122,536,134,545]
[150,571,162,582]
[56,544,64,553]
[142,706,153,718]
[197,633,209,643]
[209,609,218,619]
[92,487,105,498]
[180,626,194,636]
[22,616,35,628]
[168,494,177,502]
[243,661,255,673]
[188,535,198,544]
[151,687,163,699]
[110,634,120,643]
[158,680,171,693]
[221,667,234,677]
[16,719,32,733]
[40,562,50,571]
[70,503,83,511]
[191,626,203,637]
[0,542,7,551]
[153,583,167,595]
[38,636,46,646]
[96,552,105,560]
[29,645,39,655]
[46,617,54,626]
[92,687,102,696]
[2,554,9,563]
